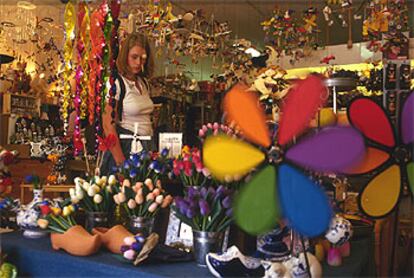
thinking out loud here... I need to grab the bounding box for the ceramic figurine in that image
[284,252,322,278]
[262,261,290,278]
[325,215,353,246]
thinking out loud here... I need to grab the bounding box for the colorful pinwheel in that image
[346,94,414,218]
[203,75,365,237]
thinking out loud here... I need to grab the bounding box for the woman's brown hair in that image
[116,33,154,79]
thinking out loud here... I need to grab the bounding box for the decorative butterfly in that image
[203,75,365,237]
[345,93,414,218]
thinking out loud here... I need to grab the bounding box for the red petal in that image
[278,75,327,146]
[348,98,395,148]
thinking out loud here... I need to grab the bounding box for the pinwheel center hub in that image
[268,146,283,164]
[392,146,410,164]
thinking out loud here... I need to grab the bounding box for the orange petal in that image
[224,83,270,148]
[360,164,401,218]
[344,147,390,174]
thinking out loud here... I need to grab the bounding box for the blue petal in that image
[278,163,332,237]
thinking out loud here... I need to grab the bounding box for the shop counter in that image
[1,231,375,277]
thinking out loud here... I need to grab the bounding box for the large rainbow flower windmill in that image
[203,75,365,237]
[345,93,414,218]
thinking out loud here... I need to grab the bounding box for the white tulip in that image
[75,190,84,200]
[108,175,117,186]
[93,194,103,204]
[87,186,96,197]
[100,176,107,185]
[71,197,80,204]
[82,182,91,191]
[94,176,102,186]
[69,188,76,199]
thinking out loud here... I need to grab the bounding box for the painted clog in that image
[92,225,133,254]
[51,225,101,256]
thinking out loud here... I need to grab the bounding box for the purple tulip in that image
[199,199,211,216]
[207,186,216,197]
[200,187,208,198]
[187,187,199,198]
[161,148,169,157]
[120,245,130,253]
[186,207,196,218]
[222,196,232,209]
[131,241,143,252]
[225,208,233,217]
[123,160,131,170]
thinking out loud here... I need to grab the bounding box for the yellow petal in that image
[203,135,265,181]
[360,164,401,218]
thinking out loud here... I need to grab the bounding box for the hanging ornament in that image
[62,0,76,133]
[109,0,121,123]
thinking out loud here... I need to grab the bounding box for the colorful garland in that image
[62,0,76,133]
[109,0,121,123]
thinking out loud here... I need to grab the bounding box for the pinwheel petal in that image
[344,147,390,174]
[285,127,365,173]
[234,165,280,235]
[278,75,327,146]
[348,98,395,148]
[360,164,401,218]
[407,162,414,196]
[203,135,265,181]
[224,83,271,148]
[278,164,332,237]
[401,93,414,145]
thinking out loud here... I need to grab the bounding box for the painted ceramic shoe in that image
[206,246,264,277]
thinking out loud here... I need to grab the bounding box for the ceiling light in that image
[17,1,37,10]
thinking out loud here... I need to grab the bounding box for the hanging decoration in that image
[89,3,108,152]
[73,2,89,155]
[62,0,76,133]
[109,0,121,123]
[79,3,91,121]
[203,75,365,237]
[345,93,413,218]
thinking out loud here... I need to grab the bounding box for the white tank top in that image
[115,75,154,136]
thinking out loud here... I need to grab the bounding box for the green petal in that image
[234,165,280,235]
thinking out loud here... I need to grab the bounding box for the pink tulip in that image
[161,195,173,208]
[152,188,161,197]
[327,247,342,266]
[148,202,158,213]
[202,125,208,132]
[155,195,164,204]
[146,193,155,201]
[202,167,210,177]
[123,249,136,260]
[135,192,144,205]
[207,123,213,129]
[198,129,205,137]
[123,236,136,245]
[213,129,219,135]
[213,122,219,130]
[156,179,162,188]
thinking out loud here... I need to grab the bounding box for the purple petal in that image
[222,196,232,209]
[402,93,414,145]
[285,127,365,173]
[199,199,210,216]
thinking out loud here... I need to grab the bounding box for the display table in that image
[2,231,375,277]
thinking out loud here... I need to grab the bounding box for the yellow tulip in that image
[37,219,49,229]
